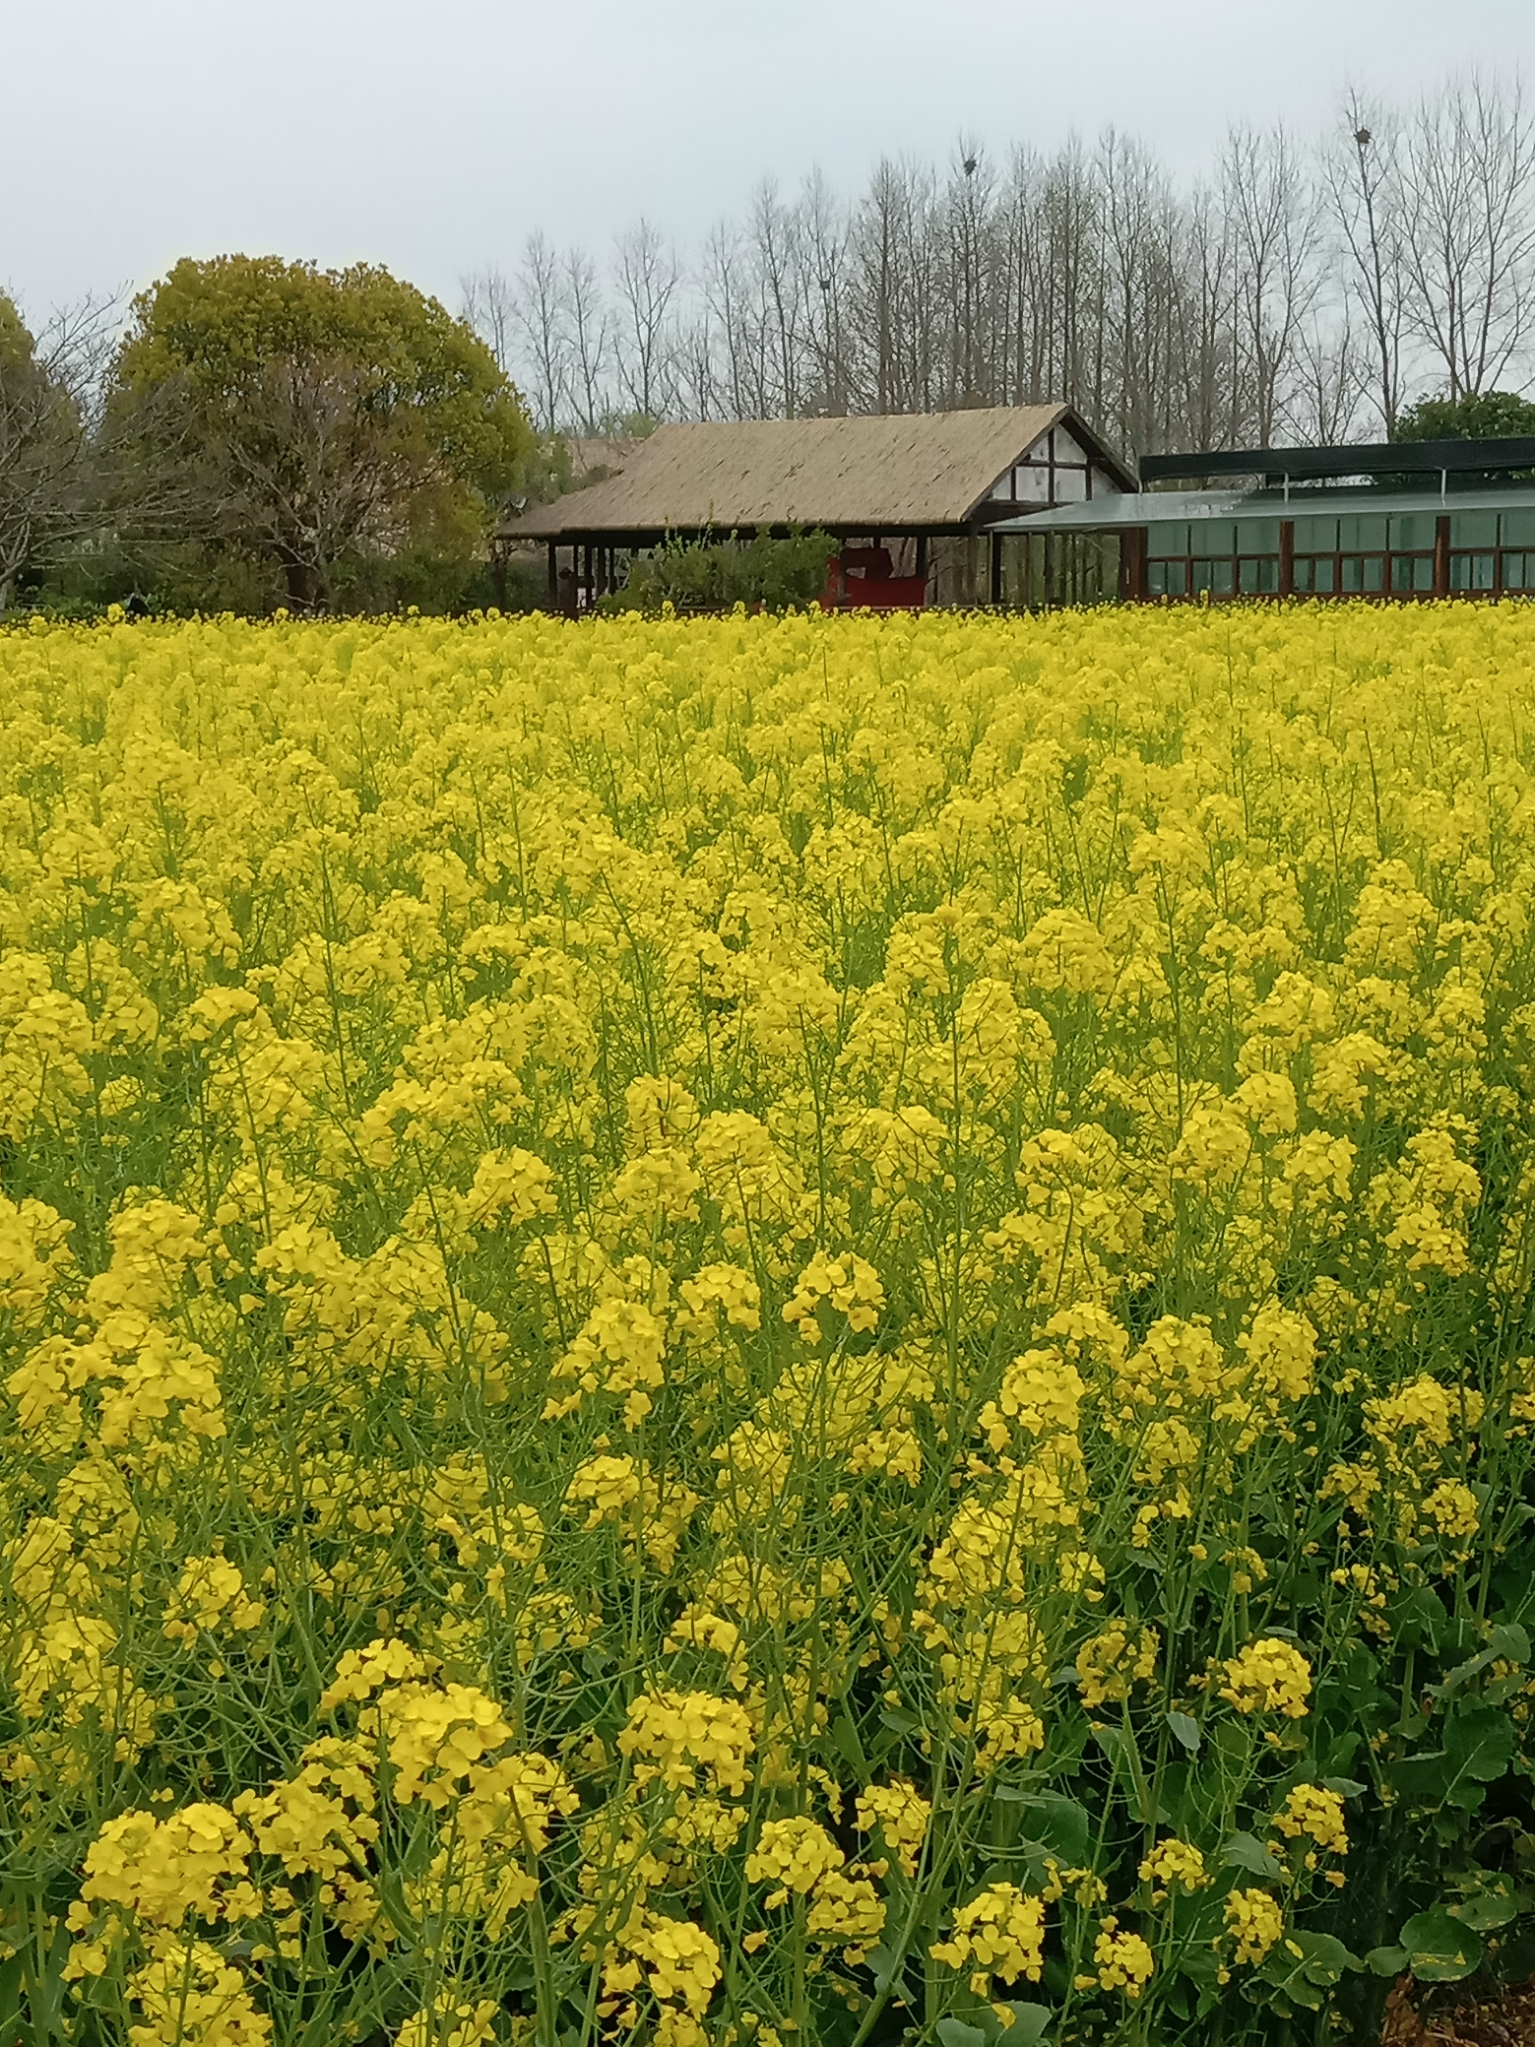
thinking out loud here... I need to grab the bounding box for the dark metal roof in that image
[1138,438,1535,484]
[992,483,1535,535]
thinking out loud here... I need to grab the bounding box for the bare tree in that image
[802,170,851,415]
[460,267,518,378]
[1325,92,1408,433]
[1224,124,1324,445]
[563,247,612,434]
[1400,74,1535,398]
[613,220,680,422]
[0,303,88,611]
[0,292,191,612]
[513,233,568,434]
[1290,311,1367,443]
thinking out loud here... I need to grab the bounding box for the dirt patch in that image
[1383,1977,1535,2044]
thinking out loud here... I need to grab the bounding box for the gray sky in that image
[3,0,1532,323]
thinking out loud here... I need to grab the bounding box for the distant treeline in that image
[463,76,1535,458]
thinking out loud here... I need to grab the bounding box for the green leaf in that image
[832,1711,869,1775]
[1392,1707,1516,1812]
[1321,1776,1367,1798]
[1222,1831,1282,1879]
[1399,1909,1483,1983]
[996,2003,1052,2044]
[865,1942,904,1993]
[1256,1931,1355,2010]
[1011,1793,1090,1865]
[1447,1874,1519,1931]
[937,2020,989,2047]
[1167,1710,1201,1754]
[1428,1624,1531,1701]
[1366,1945,1409,1977]
[1444,1705,1516,1784]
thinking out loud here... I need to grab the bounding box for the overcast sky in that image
[4,0,1532,323]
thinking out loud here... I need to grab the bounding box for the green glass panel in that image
[1292,515,1337,552]
[1236,556,1279,593]
[1164,559,1187,595]
[1504,552,1533,591]
[1338,515,1388,552]
[1389,514,1437,551]
[1190,520,1235,557]
[1363,556,1384,592]
[1311,556,1335,593]
[1146,523,1190,558]
[1239,519,1281,553]
[1450,511,1499,549]
[1450,553,1496,591]
[1391,555,1414,592]
[1413,556,1435,592]
[1340,556,1364,592]
[1500,509,1535,547]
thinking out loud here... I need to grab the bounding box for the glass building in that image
[993,437,1535,604]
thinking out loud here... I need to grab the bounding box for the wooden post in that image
[547,541,558,607]
[990,530,1003,606]
[1279,520,1294,600]
[1434,516,1450,598]
[1119,526,1149,603]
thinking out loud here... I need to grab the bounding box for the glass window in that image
[1192,559,1234,595]
[1146,522,1190,558]
[1239,557,1279,593]
[1504,552,1534,591]
[1190,520,1236,557]
[1293,557,1335,593]
[1450,511,1499,550]
[1339,556,1386,593]
[1389,513,1438,552]
[1390,554,1436,594]
[1338,515,1388,553]
[1500,509,1535,548]
[1148,559,1187,596]
[1293,516,1337,553]
[1237,519,1281,554]
[1450,553,1496,591]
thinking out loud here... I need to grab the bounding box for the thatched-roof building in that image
[500,405,1133,609]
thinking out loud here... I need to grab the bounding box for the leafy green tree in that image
[1394,389,1535,441]
[114,256,536,611]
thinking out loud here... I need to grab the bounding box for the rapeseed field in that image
[2,603,1534,2047]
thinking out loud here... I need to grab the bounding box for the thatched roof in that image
[502,406,1133,540]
